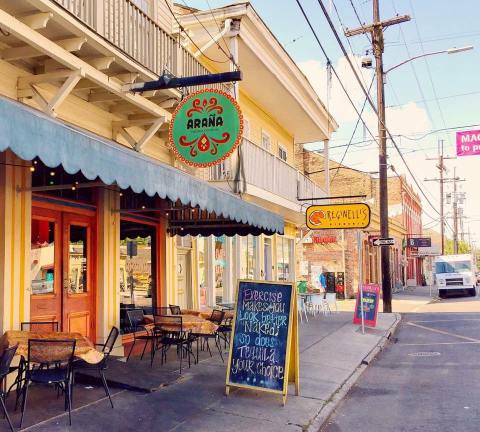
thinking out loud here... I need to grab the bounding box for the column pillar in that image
[96,188,120,345]
[0,151,31,333]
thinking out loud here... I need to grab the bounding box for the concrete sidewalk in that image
[24,312,400,432]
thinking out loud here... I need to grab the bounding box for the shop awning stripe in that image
[0,96,283,234]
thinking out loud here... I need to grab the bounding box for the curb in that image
[306,313,402,432]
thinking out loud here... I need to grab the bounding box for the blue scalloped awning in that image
[0,96,283,235]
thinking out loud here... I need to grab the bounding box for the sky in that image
[183,0,480,245]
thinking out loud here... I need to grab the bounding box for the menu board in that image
[353,283,380,327]
[226,280,298,401]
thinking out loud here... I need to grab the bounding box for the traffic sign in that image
[372,238,395,246]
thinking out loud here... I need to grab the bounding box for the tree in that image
[444,239,471,255]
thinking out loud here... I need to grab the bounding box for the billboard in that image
[456,130,480,156]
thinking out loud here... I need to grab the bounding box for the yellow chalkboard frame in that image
[225,279,300,405]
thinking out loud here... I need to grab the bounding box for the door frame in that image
[31,195,97,339]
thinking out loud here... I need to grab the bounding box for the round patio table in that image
[144,314,218,334]
[0,330,104,364]
[181,308,234,321]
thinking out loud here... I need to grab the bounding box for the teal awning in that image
[0,96,283,235]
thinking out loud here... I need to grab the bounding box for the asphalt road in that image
[322,288,480,432]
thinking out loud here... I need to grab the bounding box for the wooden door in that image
[62,213,95,339]
[30,208,62,327]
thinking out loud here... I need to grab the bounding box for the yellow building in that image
[0,0,334,351]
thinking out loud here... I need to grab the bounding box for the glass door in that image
[62,213,95,338]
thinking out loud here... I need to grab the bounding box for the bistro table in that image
[0,330,104,364]
[181,308,234,321]
[144,314,218,335]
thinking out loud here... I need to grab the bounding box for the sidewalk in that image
[19,311,399,432]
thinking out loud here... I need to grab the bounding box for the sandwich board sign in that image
[225,280,299,405]
[353,284,380,328]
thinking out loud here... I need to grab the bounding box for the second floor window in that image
[261,131,271,152]
[278,145,287,162]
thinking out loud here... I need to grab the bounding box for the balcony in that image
[209,139,326,222]
[53,0,210,81]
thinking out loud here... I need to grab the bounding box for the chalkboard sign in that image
[353,283,380,327]
[225,280,299,403]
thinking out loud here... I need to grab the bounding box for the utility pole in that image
[345,1,410,313]
[425,140,455,255]
[453,167,459,254]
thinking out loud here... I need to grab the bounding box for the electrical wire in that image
[179,0,239,68]
[163,0,230,65]
[310,0,447,218]
[330,76,375,185]
[294,0,380,151]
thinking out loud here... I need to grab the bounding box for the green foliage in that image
[444,239,471,255]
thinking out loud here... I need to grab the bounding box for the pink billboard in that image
[456,129,480,156]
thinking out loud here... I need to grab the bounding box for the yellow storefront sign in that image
[306,203,371,230]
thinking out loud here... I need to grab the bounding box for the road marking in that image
[405,322,480,342]
[398,341,480,346]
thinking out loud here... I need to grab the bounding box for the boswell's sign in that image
[306,203,371,230]
[169,89,243,167]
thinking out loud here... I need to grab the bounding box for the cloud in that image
[299,56,431,137]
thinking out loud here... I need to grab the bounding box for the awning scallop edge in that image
[0,96,283,234]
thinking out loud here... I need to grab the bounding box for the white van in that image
[434,254,477,298]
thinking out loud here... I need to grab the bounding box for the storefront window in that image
[240,235,257,279]
[68,225,88,294]
[214,236,226,304]
[31,220,55,295]
[120,220,156,333]
[197,237,207,307]
[277,237,293,281]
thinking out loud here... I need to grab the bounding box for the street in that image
[322,287,480,432]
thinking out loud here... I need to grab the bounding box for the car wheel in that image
[468,287,476,297]
[438,289,446,298]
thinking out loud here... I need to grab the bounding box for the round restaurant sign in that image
[169,89,243,168]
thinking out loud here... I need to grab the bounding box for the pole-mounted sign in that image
[372,237,395,246]
[306,203,371,230]
[169,88,243,168]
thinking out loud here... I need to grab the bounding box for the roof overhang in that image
[176,2,337,144]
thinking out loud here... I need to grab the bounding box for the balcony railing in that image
[53,0,212,79]
[209,139,325,206]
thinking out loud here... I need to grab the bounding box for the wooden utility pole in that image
[425,140,455,255]
[345,1,410,313]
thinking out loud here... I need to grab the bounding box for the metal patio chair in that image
[193,309,225,362]
[20,339,76,428]
[72,326,119,408]
[0,344,18,432]
[126,309,158,365]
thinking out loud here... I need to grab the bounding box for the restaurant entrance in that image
[30,206,96,339]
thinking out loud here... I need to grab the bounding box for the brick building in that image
[297,150,422,296]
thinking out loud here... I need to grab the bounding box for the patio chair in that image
[169,305,181,315]
[297,295,308,323]
[154,315,195,374]
[193,310,225,362]
[20,339,76,428]
[71,326,119,408]
[217,316,233,348]
[20,321,59,332]
[0,344,18,432]
[126,309,157,365]
[325,293,338,313]
[310,294,328,317]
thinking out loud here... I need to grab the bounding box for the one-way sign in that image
[372,238,395,246]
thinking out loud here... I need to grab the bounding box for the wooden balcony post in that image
[93,0,104,35]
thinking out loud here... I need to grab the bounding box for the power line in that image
[312,0,443,218]
[331,76,375,184]
[294,0,380,150]
[163,0,231,65]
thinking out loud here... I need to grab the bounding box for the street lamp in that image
[383,45,474,75]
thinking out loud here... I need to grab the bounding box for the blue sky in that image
[183,0,480,243]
